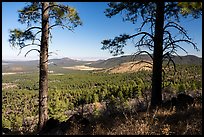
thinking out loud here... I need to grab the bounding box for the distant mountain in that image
[88,54,152,68]
[2,55,202,73]
[2,57,91,67]
[2,57,92,73]
[2,60,38,66]
[46,58,91,67]
[170,55,202,65]
[88,54,202,68]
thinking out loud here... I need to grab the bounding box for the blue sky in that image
[2,2,202,61]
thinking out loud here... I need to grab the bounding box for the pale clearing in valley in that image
[62,65,103,71]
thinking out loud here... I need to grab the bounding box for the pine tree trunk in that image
[38,2,49,131]
[151,2,164,108]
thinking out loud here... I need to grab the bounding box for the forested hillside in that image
[2,55,202,73]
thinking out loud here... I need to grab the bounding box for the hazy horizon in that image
[2,56,109,62]
[2,54,202,62]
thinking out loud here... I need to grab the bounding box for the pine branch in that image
[25,49,40,57]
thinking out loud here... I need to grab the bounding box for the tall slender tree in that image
[8,2,82,131]
[101,2,201,108]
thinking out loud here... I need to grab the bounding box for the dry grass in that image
[88,102,202,135]
[62,101,202,135]
[106,61,152,74]
[4,98,202,135]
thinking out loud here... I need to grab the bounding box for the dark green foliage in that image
[178,2,202,18]
[49,2,82,28]
[2,64,202,131]
[18,2,41,26]
[9,29,35,48]
[48,89,70,121]
[178,83,186,93]
[101,34,129,56]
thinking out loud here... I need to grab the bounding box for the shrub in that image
[92,93,99,103]
[48,89,69,122]
[2,117,12,129]
[178,84,186,93]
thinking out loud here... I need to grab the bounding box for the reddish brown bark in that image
[38,2,49,131]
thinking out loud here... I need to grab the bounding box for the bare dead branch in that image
[33,30,42,38]
[169,50,182,60]
[17,43,41,56]
[25,49,40,57]
[164,21,192,40]
[48,51,58,57]
[130,60,153,70]
[164,53,177,74]
[137,16,155,32]
[19,8,41,15]
[165,25,191,40]
[32,38,41,44]
[134,50,153,60]
[135,43,154,49]
[44,4,61,12]
[165,39,198,52]
[24,27,42,34]
[48,24,74,32]
[129,31,154,40]
[22,43,41,48]
[137,65,152,72]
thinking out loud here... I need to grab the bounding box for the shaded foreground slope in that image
[3,93,202,135]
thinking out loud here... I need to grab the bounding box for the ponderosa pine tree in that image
[8,2,82,131]
[101,2,201,108]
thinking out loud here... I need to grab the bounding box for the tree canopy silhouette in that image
[101,2,201,108]
[8,2,82,131]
